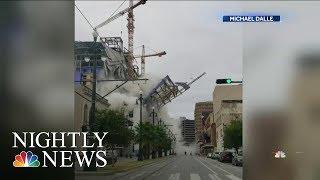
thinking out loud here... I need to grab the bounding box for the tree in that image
[134,123,173,159]
[94,108,134,163]
[134,122,154,159]
[153,124,166,157]
[223,120,242,151]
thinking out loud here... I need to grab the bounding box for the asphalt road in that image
[97,155,242,180]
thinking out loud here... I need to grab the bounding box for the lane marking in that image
[197,157,242,180]
[200,157,233,175]
[194,156,218,175]
[143,157,179,180]
[226,174,242,180]
[203,157,242,175]
[209,174,222,180]
[129,171,145,180]
[190,173,201,180]
[168,173,180,180]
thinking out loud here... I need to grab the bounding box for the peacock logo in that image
[13,151,40,167]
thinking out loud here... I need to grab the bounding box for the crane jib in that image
[93,0,147,32]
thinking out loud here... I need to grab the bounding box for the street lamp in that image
[137,91,143,161]
[82,40,106,171]
[150,107,158,159]
[83,50,98,171]
[150,106,158,125]
[101,56,107,62]
[84,57,90,62]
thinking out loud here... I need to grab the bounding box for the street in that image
[77,155,242,180]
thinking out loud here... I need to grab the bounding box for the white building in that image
[212,84,242,152]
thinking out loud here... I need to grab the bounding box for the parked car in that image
[212,152,220,160]
[218,151,233,163]
[232,151,243,166]
[207,153,213,158]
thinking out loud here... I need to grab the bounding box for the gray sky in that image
[75,1,243,119]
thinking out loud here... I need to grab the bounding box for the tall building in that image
[212,84,242,152]
[194,102,213,143]
[180,117,195,144]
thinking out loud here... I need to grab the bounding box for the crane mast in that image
[127,0,135,79]
[141,45,145,76]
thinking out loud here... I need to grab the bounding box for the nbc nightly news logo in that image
[12,132,109,168]
[223,15,281,22]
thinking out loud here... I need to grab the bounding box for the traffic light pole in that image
[231,80,242,83]
[216,78,242,84]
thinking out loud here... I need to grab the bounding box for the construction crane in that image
[91,0,147,79]
[133,45,166,76]
[127,0,135,79]
[92,0,147,41]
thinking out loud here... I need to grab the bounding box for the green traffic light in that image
[226,79,232,84]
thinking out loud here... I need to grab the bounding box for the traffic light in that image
[216,78,232,84]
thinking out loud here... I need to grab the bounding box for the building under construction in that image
[75,0,206,123]
[180,117,195,145]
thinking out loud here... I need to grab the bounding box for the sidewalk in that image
[75,156,171,176]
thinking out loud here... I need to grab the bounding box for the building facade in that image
[212,84,242,152]
[204,112,216,147]
[74,84,110,147]
[180,117,195,145]
[194,102,213,144]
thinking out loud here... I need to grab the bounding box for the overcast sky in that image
[75,1,243,119]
